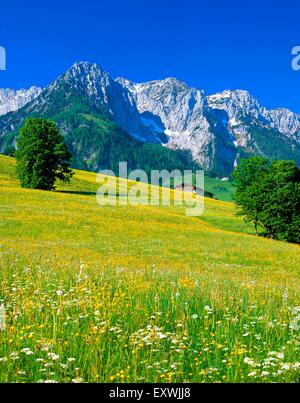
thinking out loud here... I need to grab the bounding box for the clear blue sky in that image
[0,0,299,112]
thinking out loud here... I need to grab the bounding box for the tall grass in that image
[0,155,299,383]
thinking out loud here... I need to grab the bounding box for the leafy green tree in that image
[233,156,270,234]
[234,157,300,243]
[16,118,73,190]
[257,160,300,242]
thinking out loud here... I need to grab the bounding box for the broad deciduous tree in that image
[16,118,73,190]
[234,157,300,243]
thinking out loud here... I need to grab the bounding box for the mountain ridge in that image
[0,86,42,116]
[0,61,299,176]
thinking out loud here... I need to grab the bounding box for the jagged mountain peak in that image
[208,88,300,138]
[64,61,106,77]
[208,89,250,99]
[117,76,193,94]
[0,85,42,97]
[208,89,261,112]
[147,77,189,88]
[270,107,300,116]
[0,86,42,116]
[43,61,113,108]
[115,77,134,87]
[57,61,108,83]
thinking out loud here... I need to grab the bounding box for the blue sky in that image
[0,0,299,112]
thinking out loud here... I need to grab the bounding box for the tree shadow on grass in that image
[56,190,97,196]
[56,190,126,197]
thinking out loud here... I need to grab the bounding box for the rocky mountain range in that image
[0,86,42,116]
[0,61,299,176]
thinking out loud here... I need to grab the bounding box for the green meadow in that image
[0,154,299,383]
[163,173,235,202]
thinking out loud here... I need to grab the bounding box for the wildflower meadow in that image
[0,155,299,383]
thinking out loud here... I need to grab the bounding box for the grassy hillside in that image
[163,173,235,202]
[0,154,299,383]
[204,176,234,202]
